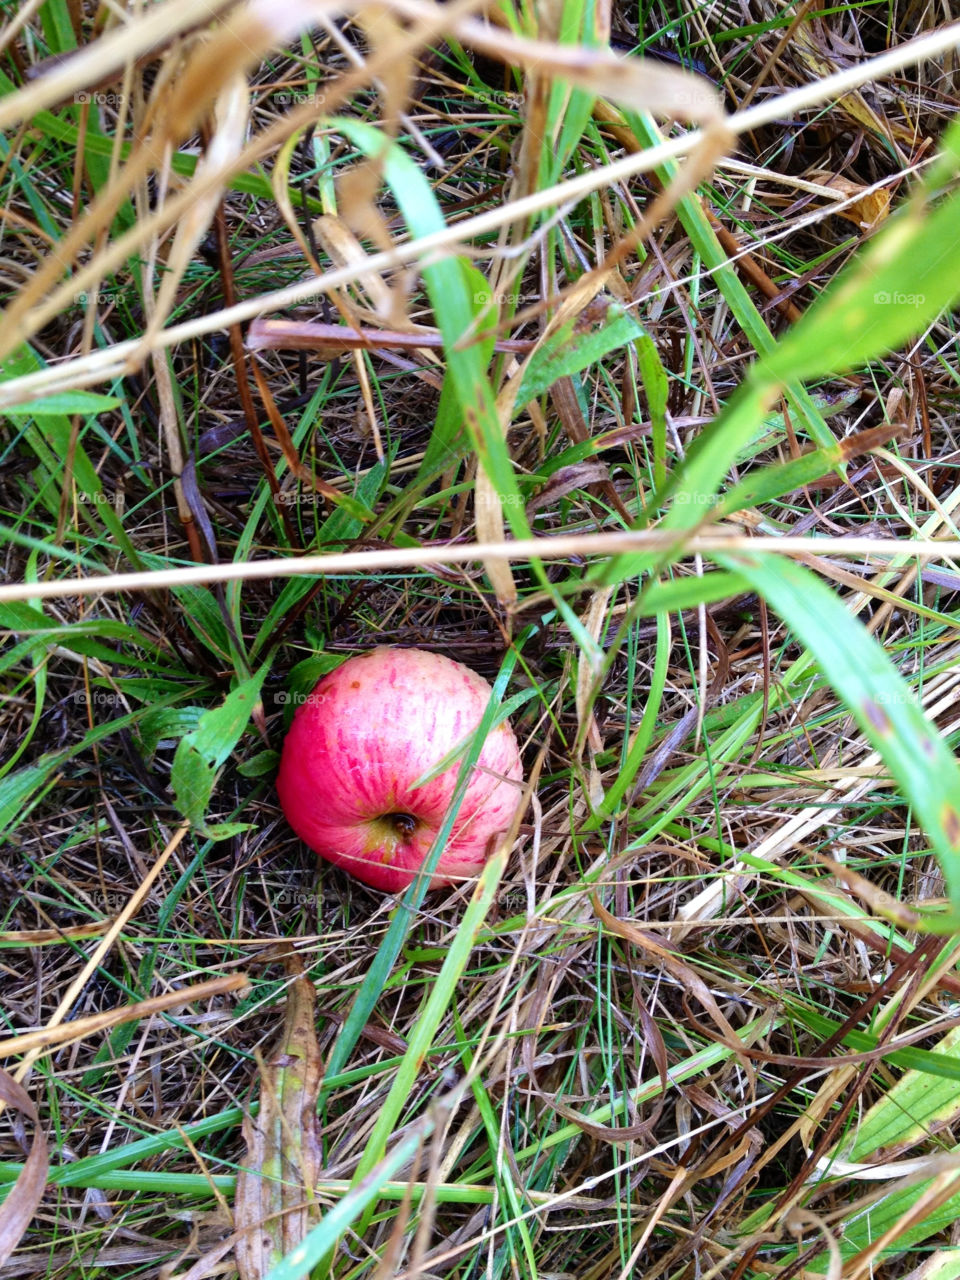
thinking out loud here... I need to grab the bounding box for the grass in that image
[3,0,960,1277]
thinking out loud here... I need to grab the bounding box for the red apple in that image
[276,647,523,892]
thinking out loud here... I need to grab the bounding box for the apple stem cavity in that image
[386,812,418,838]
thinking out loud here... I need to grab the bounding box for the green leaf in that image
[322,646,521,1094]
[514,304,647,407]
[237,750,280,778]
[202,821,255,841]
[136,706,205,761]
[2,391,120,416]
[635,329,669,488]
[0,760,58,838]
[843,1025,960,1159]
[713,550,960,905]
[632,570,752,615]
[171,666,269,832]
[2,345,139,565]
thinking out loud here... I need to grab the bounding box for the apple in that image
[276,647,523,892]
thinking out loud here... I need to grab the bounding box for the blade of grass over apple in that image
[321,644,523,1087]
[711,549,960,907]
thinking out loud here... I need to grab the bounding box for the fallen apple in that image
[276,646,523,892]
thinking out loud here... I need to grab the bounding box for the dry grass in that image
[3,2,960,1278]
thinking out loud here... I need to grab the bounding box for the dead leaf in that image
[0,1069,48,1268]
[453,19,724,127]
[474,470,517,607]
[822,175,891,233]
[313,215,398,321]
[245,317,533,357]
[526,463,610,515]
[575,589,613,809]
[235,953,323,1280]
[0,974,248,1062]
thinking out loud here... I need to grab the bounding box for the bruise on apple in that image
[276,646,523,892]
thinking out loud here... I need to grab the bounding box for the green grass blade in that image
[713,550,960,906]
[329,118,530,537]
[350,848,506,1225]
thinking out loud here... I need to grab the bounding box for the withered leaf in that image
[823,175,892,233]
[526,463,610,515]
[235,954,323,1280]
[0,1069,48,1268]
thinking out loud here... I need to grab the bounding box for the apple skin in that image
[276,647,523,892]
